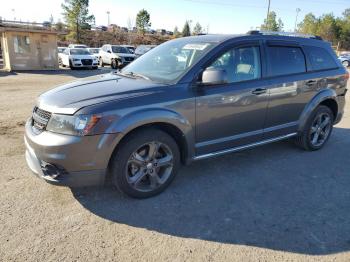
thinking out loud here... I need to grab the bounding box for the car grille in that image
[32,107,51,133]
[81,59,93,65]
[124,57,134,62]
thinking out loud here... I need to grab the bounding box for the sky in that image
[0,0,349,33]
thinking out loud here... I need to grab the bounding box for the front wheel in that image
[342,60,350,67]
[294,105,334,151]
[110,128,180,198]
[111,59,118,69]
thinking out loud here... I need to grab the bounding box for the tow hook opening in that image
[40,161,67,179]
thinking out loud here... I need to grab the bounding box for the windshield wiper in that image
[116,71,150,81]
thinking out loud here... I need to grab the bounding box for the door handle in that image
[252,88,267,95]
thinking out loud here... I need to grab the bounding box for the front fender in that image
[298,89,337,133]
[107,108,195,162]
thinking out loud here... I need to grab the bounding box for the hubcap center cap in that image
[146,163,153,169]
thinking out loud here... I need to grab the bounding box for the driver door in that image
[195,42,269,155]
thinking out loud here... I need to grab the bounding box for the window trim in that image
[196,41,263,87]
[265,44,307,78]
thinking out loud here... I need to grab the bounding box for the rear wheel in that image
[110,128,180,198]
[294,105,334,151]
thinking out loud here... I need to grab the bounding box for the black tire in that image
[294,105,334,151]
[111,59,118,69]
[342,60,350,68]
[110,128,180,198]
[99,57,104,67]
[69,60,75,70]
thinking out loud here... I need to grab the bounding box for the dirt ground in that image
[0,69,350,262]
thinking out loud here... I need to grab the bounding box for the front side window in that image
[14,35,30,54]
[207,46,261,83]
[304,46,337,71]
[267,46,306,77]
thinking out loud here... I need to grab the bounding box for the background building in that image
[0,25,59,71]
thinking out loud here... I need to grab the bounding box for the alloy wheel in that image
[126,141,174,192]
[309,112,332,147]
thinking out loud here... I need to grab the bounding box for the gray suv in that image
[25,32,348,198]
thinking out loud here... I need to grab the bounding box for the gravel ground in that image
[0,69,350,261]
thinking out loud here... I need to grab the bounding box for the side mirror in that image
[201,68,228,85]
[107,50,111,53]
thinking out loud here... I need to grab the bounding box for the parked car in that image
[338,54,350,67]
[57,47,66,54]
[25,32,347,198]
[58,48,98,69]
[121,45,136,54]
[99,44,136,69]
[134,45,156,58]
[68,44,88,49]
[87,48,101,59]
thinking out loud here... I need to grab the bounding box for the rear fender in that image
[298,89,337,132]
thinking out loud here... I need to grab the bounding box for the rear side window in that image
[304,46,337,71]
[267,46,306,77]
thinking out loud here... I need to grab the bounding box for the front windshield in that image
[122,41,214,83]
[70,49,91,55]
[89,48,100,54]
[112,46,130,54]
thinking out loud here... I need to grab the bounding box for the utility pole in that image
[265,0,271,29]
[106,11,110,26]
[294,8,301,32]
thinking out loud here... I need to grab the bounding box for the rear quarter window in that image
[304,46,338,71]
[267,46,306,77]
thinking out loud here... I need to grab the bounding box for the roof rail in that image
[246,30,323,40]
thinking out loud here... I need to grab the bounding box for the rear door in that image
[263,41,315,139]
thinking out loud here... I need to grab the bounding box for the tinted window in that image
[268,46,306,76]
[208,46,261,83]
[304,46,337,71]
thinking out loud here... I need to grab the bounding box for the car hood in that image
[37,73,163,114]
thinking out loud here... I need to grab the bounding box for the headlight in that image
[46,114,101,136]
[73,58,80,62]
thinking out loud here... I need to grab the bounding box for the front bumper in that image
[24,119,122,187]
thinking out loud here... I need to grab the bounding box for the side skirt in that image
[193,133,297,161]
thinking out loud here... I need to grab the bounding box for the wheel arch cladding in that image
[107,108,195,166]
[298,89,338,132]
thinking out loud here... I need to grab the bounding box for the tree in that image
[338,9,350,49]
[61,0,95,42]
[136,9,151,35]
[173,26,181,37]
[298,13,319,35]
[317,14,339,42]
[182,21,191,37]
[193,22,203,35]
[261,11,283,31]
